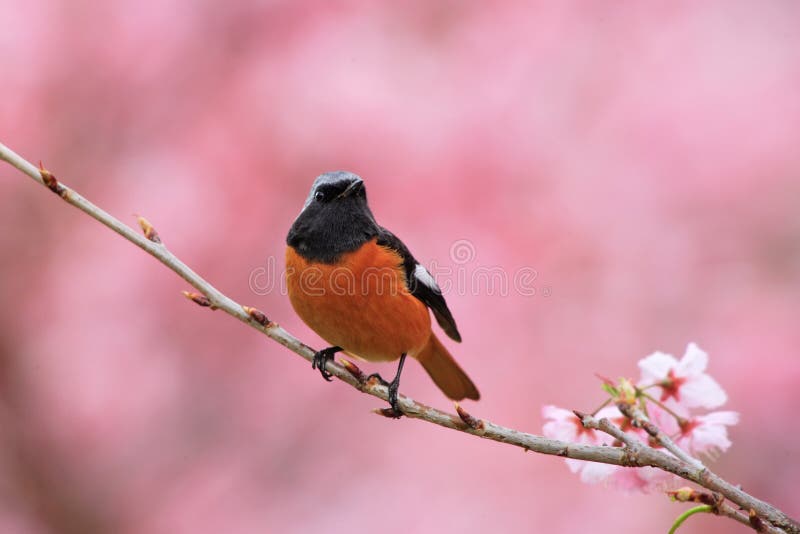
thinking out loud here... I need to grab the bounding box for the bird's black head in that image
[287,171,380,263]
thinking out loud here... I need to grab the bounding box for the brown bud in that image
[667,487,695,502]
[702,492,723,507]
[243,306,270,326]
[455,403,484,431]
[136,215,162,243]
[748,509,764,531]
[182,290,212,308]
[38,162,67,197]
[340,359,366,383]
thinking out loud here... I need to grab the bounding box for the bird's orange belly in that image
[286,240,431,362]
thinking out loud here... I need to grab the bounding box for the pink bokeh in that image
[1,2,799,533]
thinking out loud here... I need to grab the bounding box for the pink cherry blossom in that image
[678,411,740,456]
[575,461,620,486]
[542,405,621,446]
[623,465,676,493]
[542,405,621,482]
[542,405,667,491]
[543,351,739,494]
[645,399,684,437]
[638,343,727,409]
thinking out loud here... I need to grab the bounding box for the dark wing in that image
[376,228,462,342]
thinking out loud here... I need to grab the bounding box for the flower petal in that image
[565,458,584,473]
[646,402,682,435]
[691,426,732,454]
[638,351,678,383]
[701,411,739,426]
[607,469,648,492]
[579,462,619,484]
[680,373,728,409]
[541,405,576,421]
[595,405,624,420]
[632,467,675,493]
[677,343,709,375]
[681,411,739,454]
[542,405,583,442]
[542,419,578,442]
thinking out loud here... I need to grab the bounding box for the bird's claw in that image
[367,372,403,417]
[312,346,342,382]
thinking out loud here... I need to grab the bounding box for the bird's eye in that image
[314,191,325,202]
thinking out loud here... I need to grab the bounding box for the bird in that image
[285,171,479,416]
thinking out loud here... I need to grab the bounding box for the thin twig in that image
[718,502,778,533]
[618,402,703,468]
[667,487,781,534]
[577,412,647,465]
[1,141,797,534]
[586,415,783,534]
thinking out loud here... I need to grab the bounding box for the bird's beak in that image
[338,179,364,199]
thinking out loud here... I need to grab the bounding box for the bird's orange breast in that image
[285,239,431,362]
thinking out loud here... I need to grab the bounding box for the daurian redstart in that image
[286,172,479,415]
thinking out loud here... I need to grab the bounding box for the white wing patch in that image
[414,263,440,292]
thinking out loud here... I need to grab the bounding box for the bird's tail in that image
[417,334,480,401]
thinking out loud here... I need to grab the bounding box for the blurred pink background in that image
[1,1,799,533]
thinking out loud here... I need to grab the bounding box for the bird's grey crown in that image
[301,171,364,210]
[312,170,363,190]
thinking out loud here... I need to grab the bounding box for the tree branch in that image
[618,402,703,468]
[667,487,783,534]
[1,140,797,534]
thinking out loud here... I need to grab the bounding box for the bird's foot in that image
[385,377,402,418]
[312,346,342,382]
[366,372,401,416]
[367,353,407,418]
